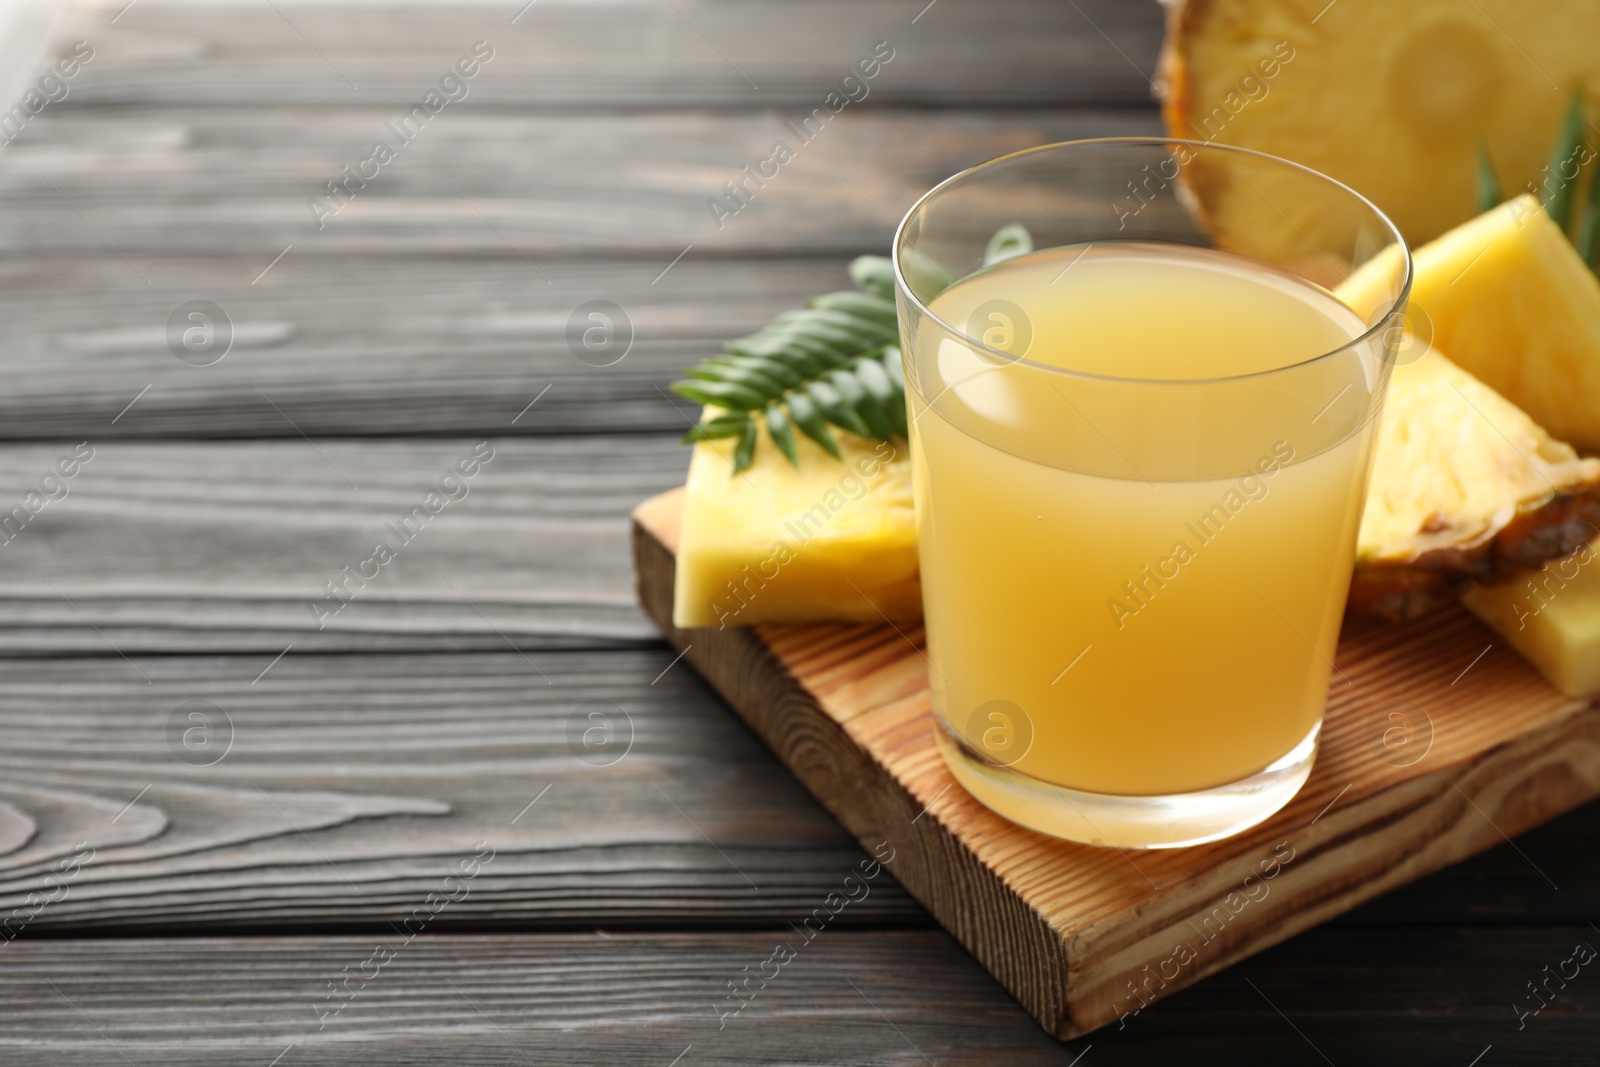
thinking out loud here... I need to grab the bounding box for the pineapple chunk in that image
[1159,0,1600,252]
[1396,195,1600,454]
[671,418,918,629]
[1464,537,1600,696]
[1335,200,1600,618]
[1347,345,1600,618]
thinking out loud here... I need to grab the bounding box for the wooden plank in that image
[0,649,925,933]
[0,106,1158,258]
[0,257,855,439]
[633,487,1600,1039]
[0,613,1578,937]
[0,0,67,124]
[66,0,1164,108]
[0,639,1589,935]
[2,927,1595,1063]
[0,436,684,652]
[0,931,1070,1065]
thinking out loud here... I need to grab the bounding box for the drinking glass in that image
[893,138,1410,848]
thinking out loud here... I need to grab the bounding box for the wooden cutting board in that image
[632,487,1600,1039]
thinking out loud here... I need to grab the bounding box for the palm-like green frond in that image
[671,254,908,472]
[1476,90,1599,276]
[1542,85,1588,231]
[1475,139,1502,214]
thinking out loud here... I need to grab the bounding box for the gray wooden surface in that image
[64,0,1163,107]
[2,1,1596,1063]
[0,437,684,651]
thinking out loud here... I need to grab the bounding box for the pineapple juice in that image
[910,243,1378,799]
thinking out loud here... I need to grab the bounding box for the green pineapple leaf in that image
[1473,94,1600,277]
[1579,151,1600,268]
[1541,85,1587,231]
[1476,139,1502,214]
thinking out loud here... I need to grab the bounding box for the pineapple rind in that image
[1345,345,1600,618]
[1355,347,1600,566]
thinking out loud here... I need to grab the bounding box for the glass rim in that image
[891,136,1414,387]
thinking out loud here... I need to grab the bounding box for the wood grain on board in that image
[633,487,1600,1038]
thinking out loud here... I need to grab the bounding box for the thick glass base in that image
[933,717,1319,850]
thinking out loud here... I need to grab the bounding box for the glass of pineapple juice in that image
[894,139,1411,849]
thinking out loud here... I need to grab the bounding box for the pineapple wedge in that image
[1336,198,1600,618]
[1348,346,1600,619]
[1394,195,1600,454]
[1158,0,1600,252]
[1464,536,1600,696]
[671,417,918,629]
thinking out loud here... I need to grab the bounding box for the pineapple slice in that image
[1395,196,1600,453]
[1464,536,1600,696]
[1158,0,1600,253]
[1336,199,1600,618]
[671,417,918,629]
[1348,346,1600,619]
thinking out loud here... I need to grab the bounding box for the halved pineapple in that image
[671,416,918,629]
[1348,347,1600,619]
[1159,0,1600,253]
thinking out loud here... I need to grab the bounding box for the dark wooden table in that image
[1,2,1596,1063]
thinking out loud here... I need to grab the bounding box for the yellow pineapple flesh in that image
[1465,537,1600,696]
[1159,0,1600,254]
[1332,198,1600,618]
[671,417,918,629]
[1346,346,1600,619]
[1393,196,1600,453]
